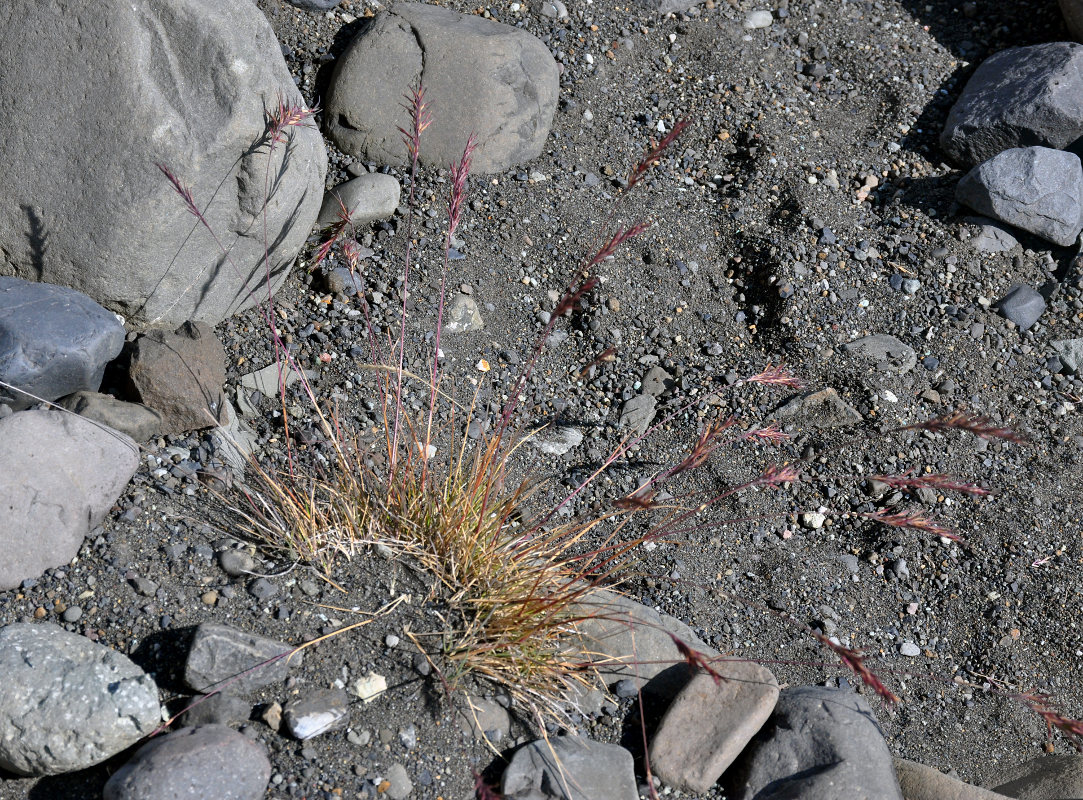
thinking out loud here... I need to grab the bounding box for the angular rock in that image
[456,696,511,745]
[282,688,350,740]
[103,724,270,800]
[502,736,638,800]
[619,393,657,435]
[528,424,584,456]
[572,588,718,700]
[317,174,401,228]
[205,399,258,484]
[988,754,1083,799]
[325,3,558,174]
[184,623,300,695]
[956,147,1083,247]
[124,320,227,433]
[443,294,485,333]
[651,664,780,793]
[894,758,1012,800]
[842,334,917,374]
[771,387,862,429]
[55,391,163,442]
[0,277,124,411]
[0,0,326,328]
[997,285,1047,331]
[1052,338,1083,373]
[965,217,1020,253]
[285,0,341,10]
[0,623,161,776]
[178,693,253,727]
[729,686,903,800]
[0,410,138,590]
[941,43,1083,167]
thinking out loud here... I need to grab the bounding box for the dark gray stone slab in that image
[997,285,1047,331]
[184,623,300,696]
[0,277,124,411]
[502,736,638,800]
[941,42,1083,167]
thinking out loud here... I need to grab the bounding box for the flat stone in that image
[317,174,400,228]
[55,391,163,442]
[956,147,1083,247]
[502,736,638,800]
[103,724,270,800]
[894,758,1012,800]
[0,0,325,327]
[442,294,484,333]
[729,686,903,800]
[184,623,300,696]
[528,424,584,456]
[771,387,863,429]
[124,320,227,433]
[282,688,350,740]
[385,763,414,800]
[456,696,511,745]
[842,334,917,374]
[941,42,1083,167]
[325,3,558,174]
[0,277,124,410]
[964,216,1020,253]
[0,623,161,776]
[571,588,718,701]
[618,393,657,435]
[178,693,253,727]
[1052,338,1083,373]
[0,410,138,590]
[988,754,1083,799]
[650,664,780,793]
[640,365,673,397]
[997,285,1047,331]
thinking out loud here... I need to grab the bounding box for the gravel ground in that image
[5,0,1083,797]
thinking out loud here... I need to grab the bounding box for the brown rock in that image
[894,759,1012,800]
[650,664,779,793]
[125,320,226,433]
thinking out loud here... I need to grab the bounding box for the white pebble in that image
[744,10,773,29]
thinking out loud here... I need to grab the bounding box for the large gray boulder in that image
[956,147,1083,247]
[0,0,326,328]
[941,43,1083,167]
[324,3,558,174]
[0,623,161,776]
[0,409,139,590]
[0,277,125,410]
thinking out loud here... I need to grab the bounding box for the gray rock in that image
[385,763,414,800]
[966,217,1020,253]
[941,43,1083,167]
[651,664,780,793]
[997,285,1047,331]
[894,758,1012,800]
[619,393,657,435]
[956,147,1083,247]
[841,334,917,374]
[443,294,485,333]
[0,410,138,590]
[744,10,774,28]
[0,277,124,411]
[317,174,401,228]
[729,686,903,800]
[1052,338,1083,373]
[323,267,365,297]
[184,623,300,695]
[282,688,350,740]
[528,424,584,456]
[456,696,511,745]
[206,399,257,484]
[640,365,673,397]
[771,387,863,429]
[572,588,718,701]
[988,754,1083,799]
[124,320,227,433]
[0,623,161,776]
[628,0,702,15]
[285,0,341,10]
[0,0,326,328]
[103,724,270,800]
[178,693,253,727]
[55,391,163,442]
[218,549,259,578]
[324,3,559,174]
[532,0,569,19]
[502,736,638,800]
